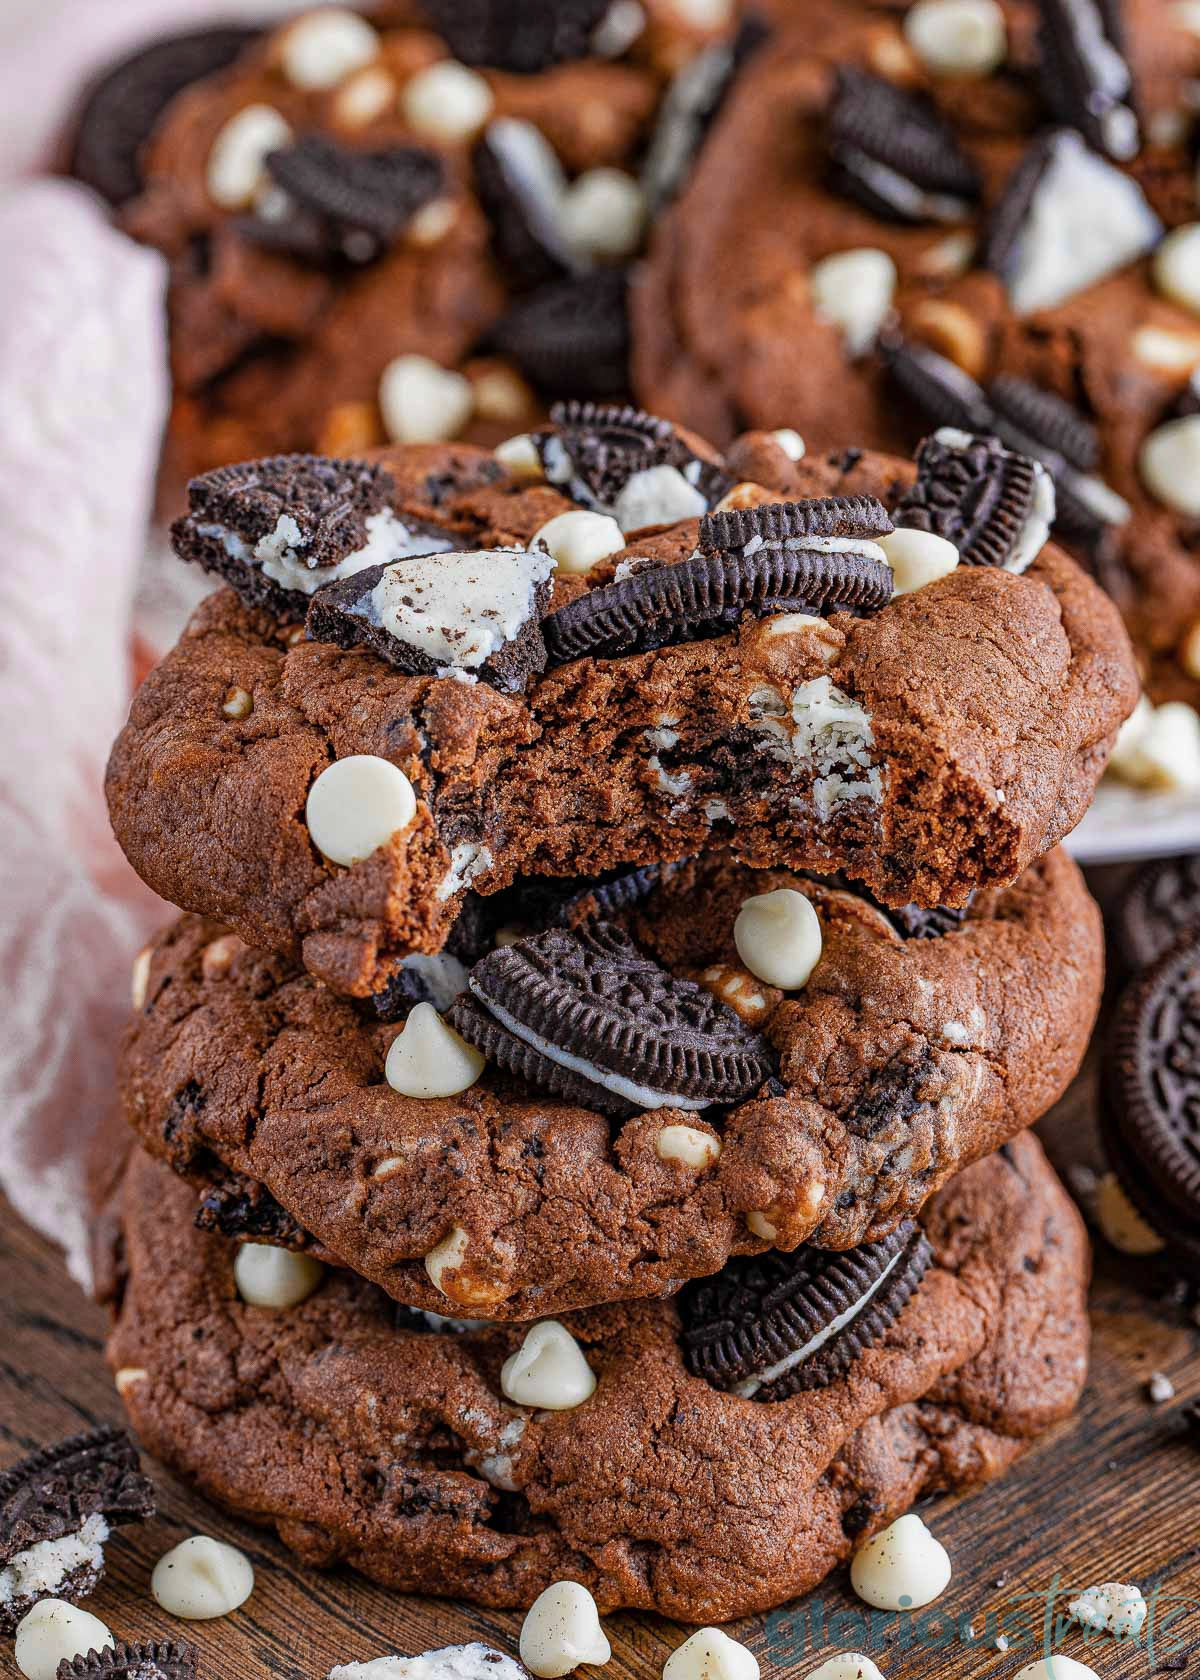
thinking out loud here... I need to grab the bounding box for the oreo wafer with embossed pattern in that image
[828,68,979,224]
[420,0,611,72]
[679,1222,932,1398]
[245,137,447,265]
[892,431,1055,573]
[538,400,733,516]
[1115,854,1200,972]
[490,269,631,399]
[449,921,775,1114]
[58,1643,199,1680]
[543,497,894,664]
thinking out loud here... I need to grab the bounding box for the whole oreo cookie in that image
[70,26,259,205]
[0,1429,155,1631]
[490,269,630,399]
[892,431,1053,573]
[420,0,612,72]
[679,1221,932,1398]
[1107,933,1200,1236]
[450,921,775,1112]
[1115,855,1200,972]
[539,400,733,516]
[58,1643,199,1680]
[543,497,894,664]
[246,137,446,265]
[827,68,979,224]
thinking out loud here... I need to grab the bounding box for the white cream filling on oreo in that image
[357,548,554,673]
[1003,130,1160,314]
[932,426,1057,572]
[330,1645,531,1680]
[641,37,736,211]
[482,118,572,258]
[837,147,974,223]
[397,952,469,1012]
[470,986,710,1111]
[199,508,453,595]
[737,532,889,565]
[750,678,882,821]
[0,1515,109,1613]
[734,1248,906,1398]
[435,842,494,902]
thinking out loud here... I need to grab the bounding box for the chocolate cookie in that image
[105,428,1136,997]
[106,1137,1090,1623]
[117,848,1102,1319]
[1114,854,1200,972]
[0,1429,155,1631]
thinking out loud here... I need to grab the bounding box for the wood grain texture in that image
[3,1000,1200,1679]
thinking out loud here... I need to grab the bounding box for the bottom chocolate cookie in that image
[106,1136,1089,1624]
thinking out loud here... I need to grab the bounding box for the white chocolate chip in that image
[472,366,533,423]
[131,946,152,1010]
[1154,225,1200,315]
[402,60,493,145]
[903,0,1007,76]
[1116,699,1200,792]
[614,464,707,532]
[1181,617,1200,682]
[803,1658,886,1680]
[501,1321,596,1410]
[306,754,417,866]
[1069,1581,1148,1638]
[379,354,474,445]
[1131,325,1200,374]
[407,196,459,247]
[532,509,626,574]
[663,1628,759,1680]
[425,1224,471,1296]
[332,65,397,129]
[915,230,977,279]
[1106,693,1154,781]
[1141,415,1200,515]
[495,433,544,481]
[560,168,646,261]
[1148,1370,1176,1403]
[734,888,822,991]
[279,9,379,89]
[234,1243,324,1308]
[746,1210,778,1240]
[384,1002,485,1098]
[1172,0,1200,33]
[810,249,896,357]
[849,1513,951,1609]
[769,428,806,460]
[201,933,243,980]
[206,104,292,210]
[151,1536,254,1620]
[656,1124,721,1168]
[1015,1662,1099,1680]
[222,685,253,719]
[765,612,828,636]
[114,1366,148,1395]
[1094,1171,1165,1255]
[15,1601,113,1680]
[879,526,959,595]
[519,1582,611,1678]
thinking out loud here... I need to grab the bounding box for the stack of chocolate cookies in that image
[101,401,1134,1622]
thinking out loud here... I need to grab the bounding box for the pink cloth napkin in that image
[0,180,170,1286]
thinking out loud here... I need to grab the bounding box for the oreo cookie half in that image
[537,400,733,522]
[58,1644,199,1680]
[172,453,456,616]
[70,26,259,205]
[1116,855,1200,973]
[0,1429,155,1631]
[641,16,771,213]
[543,497,894,664]
[449,921,776,1114]
[827,68,979,224]
[245,137,446,265]
[892,430,1055,573]
[1035,0,1139,161]
[420,0,612,72]
[679,1222,932,1398]
[474,120,579,289]
[306,547,554,692]
[1108,933,1200,1230]
[983,128,1159,315]
[489,269,630,399]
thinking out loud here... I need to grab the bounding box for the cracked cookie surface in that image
[105,1134,1090,1623]
[105,431,1135,998]
[118,848,1101,1318]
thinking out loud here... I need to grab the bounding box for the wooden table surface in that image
[4,965,1200,1680]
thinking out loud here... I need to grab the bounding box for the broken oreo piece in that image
[0,1429,155,1631]
[196,1172,316,1247]
[306,547,553,692]
[1115,854,1200,973]
[892,430,1054,573]
[538,400,733,520]
[988,375,1100,474]
[474,120,578,289]
[984,128,1160,315]
[641,16,771,213]
[886,899,973,938]
[70,26,259,205]
[679,1221,932,1398]
[881,335,994,435]
[827,68,979,224]
[1035,0,1139,161]
[454,921,776,1113]
[420,0,612,72]
[544,497,894,664]
[245,137,446,265]
[489,269,630,399]
[58,1643,199,1680]
[172,453,456,616]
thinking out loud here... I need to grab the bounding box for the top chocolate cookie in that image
[106,410,1135,995]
